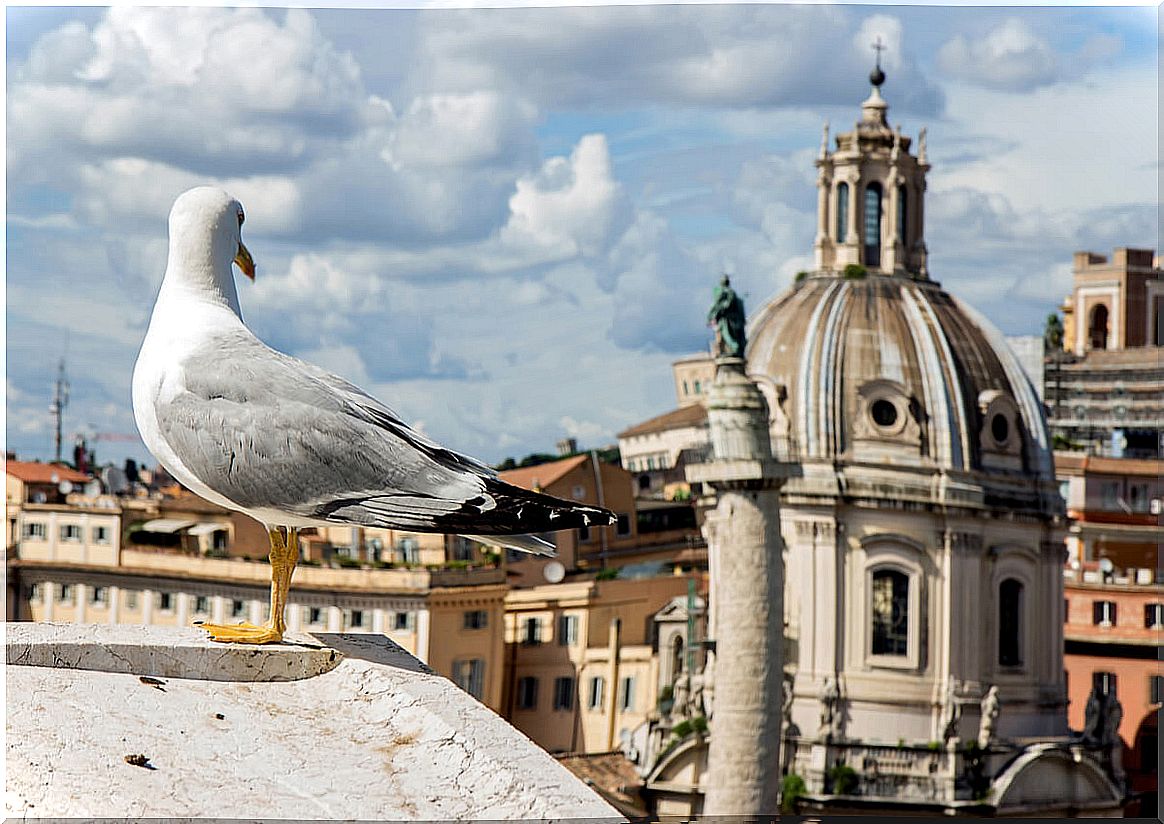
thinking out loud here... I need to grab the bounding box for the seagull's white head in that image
[166,186,255,289]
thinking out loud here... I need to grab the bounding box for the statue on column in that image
[819,675,841,739]
[1104,694,1126,788]
[1083,686,1104,746]
[671,673,691,721]
[707,275,747,358]
[941,679,963,744]
[977,685,1000,749]
[819,121,830,159]
[698,650,715,720]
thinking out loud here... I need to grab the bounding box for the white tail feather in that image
[463,533,556,557]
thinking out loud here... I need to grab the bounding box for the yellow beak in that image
[235,241,255,280]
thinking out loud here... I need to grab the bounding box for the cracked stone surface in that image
[7,623,342,682]
[6,623,622,820]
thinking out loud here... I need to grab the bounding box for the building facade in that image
[502,574,699,755]
[637,66,1124,817]
[1045,248,1163,458]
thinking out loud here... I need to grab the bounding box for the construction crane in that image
[72,429,143,474]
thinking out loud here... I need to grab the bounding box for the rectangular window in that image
[1149,675,1163,706]
[616,514,631,537]
[516,676,539,710]
[1101,481,1121,510]
[394,611,415,631]
[871,569,909,656]
[396,537,420,565]
[157,592,174,611]
[1093,671,1117,698]
[305,606,323,625]
[453,659,485,700]
[194,595,210,615]
[57,583,73,603]
[523,616,542,645]
[1092,600,1117,626]
[1145,603,1163,628]
[463,610,488,630]
[60,524,82,542]
[587,676,605,710]
[28,582,43,601]
[553,676,575,710]
[230,598,245,618]
[619,676,636,712]
[89,586,108,605]
[349,609,365,629]
[92,526,110,544]
[22,522,46,540]
[125,591,138,610]
[558,614,579,646]
[450,537,475,562]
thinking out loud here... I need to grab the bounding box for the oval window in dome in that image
[871,399,898,428]
[991,412,1010,443]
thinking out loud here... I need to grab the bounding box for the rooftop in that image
[5,460,90,485]
[617,404,709,439]
[1053,451,1164,477]
[498,452,589,491]
[7,622,621,819]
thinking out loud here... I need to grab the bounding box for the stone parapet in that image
[7,622,621,820]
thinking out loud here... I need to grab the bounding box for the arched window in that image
[897,184,908,247]
[671,635,685,682]
[836,183,849,243]
[1088,304,1109,350]
[871,568,908,655]
[864,183,883,267]
[999,578,1024,666]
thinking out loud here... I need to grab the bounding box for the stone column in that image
[687,357,792,816]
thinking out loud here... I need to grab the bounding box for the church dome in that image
[746,273,1059,512]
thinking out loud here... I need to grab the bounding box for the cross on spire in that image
[869,36,887,88]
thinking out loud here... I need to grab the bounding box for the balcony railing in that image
[784,737,973,803]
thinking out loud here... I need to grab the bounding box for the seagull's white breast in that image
[132,287,254,514]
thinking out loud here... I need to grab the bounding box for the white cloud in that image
[936,19,1058,91]
[384,91,537,170]
[500,134,622,260]
[9,7,365,183]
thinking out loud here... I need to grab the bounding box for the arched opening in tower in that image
[1088,303,1110,350]
[864,183,883,268]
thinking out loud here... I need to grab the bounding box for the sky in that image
[5,3,1159,469]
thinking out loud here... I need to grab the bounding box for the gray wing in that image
[157,330,499,530]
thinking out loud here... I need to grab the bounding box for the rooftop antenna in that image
[50,350,70,465]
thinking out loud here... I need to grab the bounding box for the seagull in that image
[132,186,614,644]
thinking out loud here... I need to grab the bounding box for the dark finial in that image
[870,36,886,87]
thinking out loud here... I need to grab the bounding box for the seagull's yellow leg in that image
[197,527,299,645]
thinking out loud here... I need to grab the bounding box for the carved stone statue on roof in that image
[708,275,747,358]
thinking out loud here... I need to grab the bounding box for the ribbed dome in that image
[746,274,1055,488]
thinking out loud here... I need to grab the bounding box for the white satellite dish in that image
[543,561,566,584]
[83,480,102,497]
[1098,557,1114,574]
[58,480,74,495]
[103,467,128,494]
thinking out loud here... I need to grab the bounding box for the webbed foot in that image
[196,621,284,645]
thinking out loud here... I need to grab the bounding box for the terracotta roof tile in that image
[4,461,90,484]
[498,453,589,491]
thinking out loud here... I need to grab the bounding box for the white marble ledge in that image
[6,622,342,682]
[6,622,624,821]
